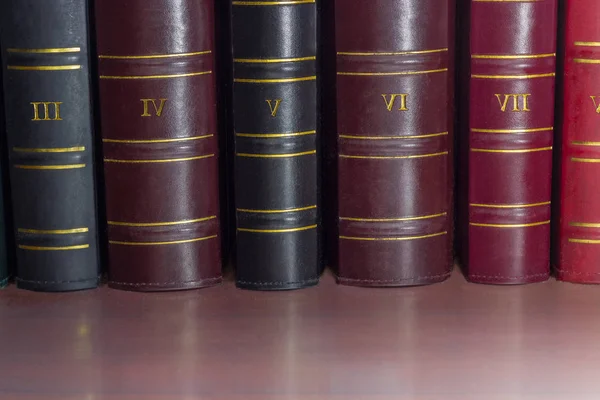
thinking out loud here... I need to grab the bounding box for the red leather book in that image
[334,0,454,286]
[95,0,222,291]
[466,0,557,284]
[558,2,600,283]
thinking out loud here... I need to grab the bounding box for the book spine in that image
[0,60,7,288]
[467,0,557,284]
[95,0,222,291]
[558,2,600,283]
[335,0,454,286]
[231,0,320,290]
[0,0,100,291]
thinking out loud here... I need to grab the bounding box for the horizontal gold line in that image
[473,0,542,2]
[100,71,212,80]
[572,141,600,146]
[339,132,448,140]
[108,217,216,227]
[237,224,317,233]
[471,147,552,153]
[234,76,316,83]
[13,146,85,153]
[471,127,553,133]
[574,58,600,64]
[7,65,81,71]
[571,157,600,163]
[471,73,555,79]
[575,41,600,47]
[340,212,447,222]
[237,205,317,213]
[102,135,213,144]
[339,231,447,241]
[337,48,448,56]
[103,155,214,163]
[569,238,600,244]
[472,53,555,59]
[14,164,86,170]
[236,130,315,138]
[232,0,315,5]
[338,68,447,76]
[19,244,89,251]
[236,150,315,158]
[98,51,211,59]
[234,56,315,63]
[339,151,448,160]
[470,201,551,208]
[8,47,81,53]
[109,235,218,246]
[570,222,600,228]
[470,220,550,228]
[18,228,89,234]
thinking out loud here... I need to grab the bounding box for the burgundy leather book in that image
[558,1,600,283]
[95,0,222,291]
[466,0,557,284]
[334,0,454,286]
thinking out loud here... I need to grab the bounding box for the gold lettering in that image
[381,94,408,111]
[494,94,531,112]
[591,96,600,113]
[141,98,168,117]
[266,99,282,117]
[31,102,62,121]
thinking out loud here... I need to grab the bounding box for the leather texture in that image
[466,0,557,284]
[334,0,454,286]
[231,0,320,290]
[558,2,600,283]
[0,0,100,292]
[0,58,7,288]
[95,0,222,291]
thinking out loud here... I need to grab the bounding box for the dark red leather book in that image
[558,2,600,283]
[334,0,454,286]
[466,0,557,284]
[95,0,222,291]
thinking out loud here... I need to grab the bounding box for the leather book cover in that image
[0,61,7,288]
[0,0,100,292]
[466,0,557,284]
[334,0,454,286]
[231,0,320,290]
[95,0,222,291]
[558,1,600,283]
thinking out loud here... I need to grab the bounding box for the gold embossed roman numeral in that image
[141,98,168,117]
[31,102,62,121]
[266,99,282,117]
[381,94,408,111]
[590,96,600,113]
[495,94,531,112]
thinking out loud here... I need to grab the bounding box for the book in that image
[465,0,557,284]
[334,0,454,286]
[231,0,320,290]
[558,1,600,283]
[0,63,7,288]
[0,0,100,291]
[95,0,222,291]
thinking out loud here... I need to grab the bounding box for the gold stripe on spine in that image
[569,222,600,228]
[473,0,542,2]
[19,244,89,251]
[14,164,86,170]
[233,0,315,5]
[571,157,600,163]
[236,130,316,138]
[108,217,216,227]
[18,228,89,234]
[7,65,81,71]
[573,59,600,64]
[470,221,550,228]
[471,73,555,79]
[471,127,552,133]
[237,225,317,233]
[110,235,218,246]
[470,201,551,208]
[575,42,600,47]
[339,151,448,159]
[337,68,447,76]
[102,135,213,144]
[337,48,448,56]
[572,141,600,146]
[13,146,85,153]
[339,231,447,241]
[98,51,211,59]
[471,147,552,153]
[234,56,316,63]
[472,53,555,59]
[8,47,81,53]
[103,155,214,163]
[236,150,316,158]
[569,238,600,244]
[340,212,447,222]
[100,71,212,80]
[340,132,448,140]
[237,205,317,213]
[234,76,316,83]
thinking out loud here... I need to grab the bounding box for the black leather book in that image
[0,59,8,288]
[231,0,320,290]
[0,0,100,291]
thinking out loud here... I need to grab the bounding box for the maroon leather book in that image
[95,0,222,291]
[466,0,557,284]
[557,1,600,283]
[334,0,454,286]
